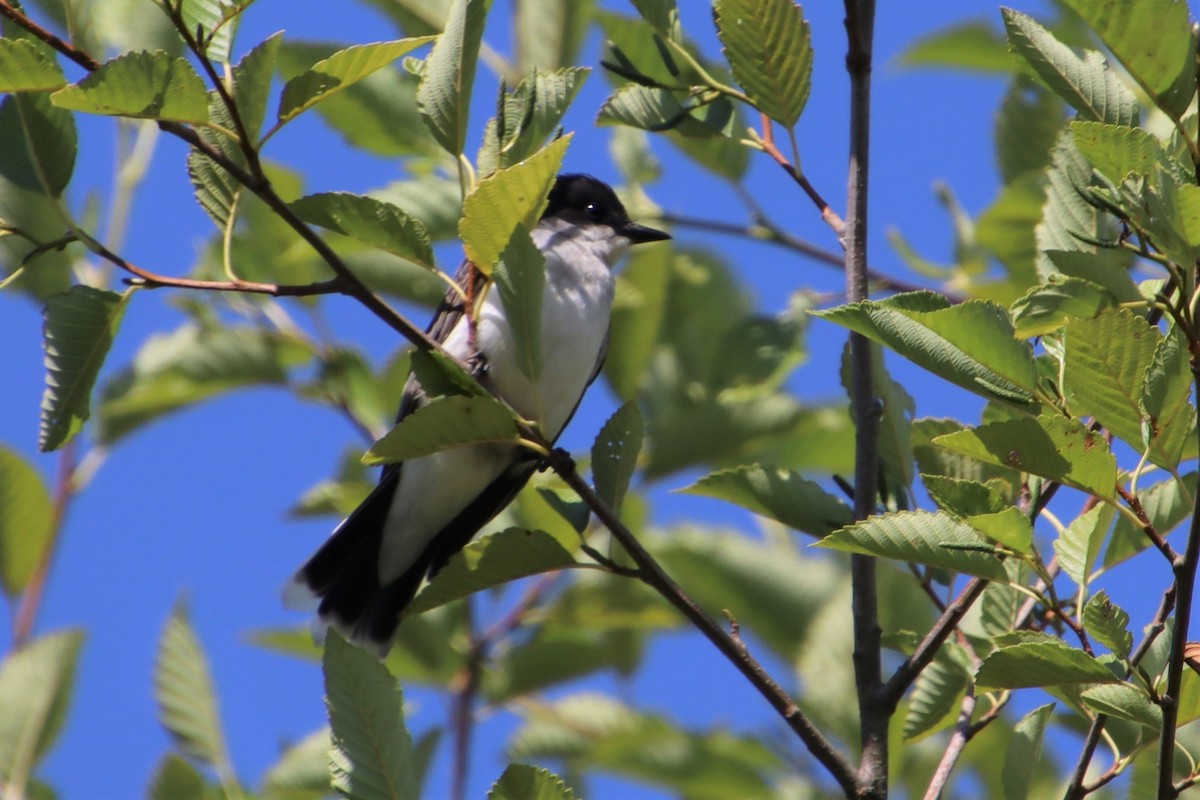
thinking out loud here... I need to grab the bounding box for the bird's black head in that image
[541,173,671,245]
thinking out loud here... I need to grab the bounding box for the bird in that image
[285,173,671,655]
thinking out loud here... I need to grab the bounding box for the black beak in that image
[619,220,672,244]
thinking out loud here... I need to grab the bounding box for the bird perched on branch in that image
[286,173,670,655]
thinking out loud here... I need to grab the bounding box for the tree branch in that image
[545,450,860,797]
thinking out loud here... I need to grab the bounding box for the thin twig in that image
[758,114,845,238]
[13,442,77,645]
[546,452,860,797]
[1116,484,1182,564]
[655,212,960,299]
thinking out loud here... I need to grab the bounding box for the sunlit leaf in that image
[0,446,53,597]
[933,414,1117,500]
[1009,274,1116,338]
[262,726,333,798]
[488,764,575,800]
[278,38,435,124]
[51,51,209,123]
[460,135,570,274]
[1061,0,1195,118]
[976,641,1118,688]
[0,39,66,92]
[1053,502,1112,586]
[1105,473,1196,567]
[818,511,1011,580]
[1082,590,1132,660]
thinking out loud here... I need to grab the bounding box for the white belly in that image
[376,239,615,581]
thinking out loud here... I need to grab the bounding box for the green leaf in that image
[713,0,812,127]
[592,402,643,514]
[492,229,546,380]
[682,464,852,538]
[1062,310,1157,453]
[1053,502,1113,586]
[976,641,1119,688]
[1142,324,1193,469]
[477,68,589,175]
[1071,120,1172,184]
[262,726,333,798]
[817,511,1011,580]
[1061,0,1196,118]
[1010,274,1117,338]
[406,528,578,616]
[51,51,209,123]
[1105,473,1196,567]
[965,507,1033,552]
[903,656,967,742]
[363,395,520,465]
[1080,683,1161,729]
[277,40,437,157]
[324,631,415,800]
[408,348,487,400]
[1001,9,1138,126]
[147,753,219,800]
[229,32,281,143]
[417,0,492,154]
[154,602,231,770]
[278,38,435,124]
[97,325,307,444]
[813,293,1040,408]
[0,92,77,199]
[1082,590,1132,659]
[484,624,642,702]
[597,84,735,137]
[0,446,53,598]
[922,474,1009,517]
[39,286,130,452]
[1002,704,1055,800]
[897,20,1014,72]
[0,630,83,795]
[459,135,570,273]
[933,415,1117,500]
[1035,130,1128,280]
[0,39,67,92]
[290,192,436,269]
[489,764,575,800]
[184,0,253,64]
[996,78,1065,183]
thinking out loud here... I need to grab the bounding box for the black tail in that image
[287,460,542,657]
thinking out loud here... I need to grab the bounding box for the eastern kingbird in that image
[286,173,670,655]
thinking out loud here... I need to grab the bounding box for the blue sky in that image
[0,1,1126,798]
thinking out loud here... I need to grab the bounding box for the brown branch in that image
[759,115,845,238]
[654,212,962,300]
[1064,585,1177,799]
[1116,483,1182,564]
[923,683,977,800]
[546,450,859,797]
[0,0,442,354]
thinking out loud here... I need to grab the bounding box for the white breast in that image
[376,225,615,581]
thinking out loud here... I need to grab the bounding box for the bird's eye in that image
[584,202,604,221]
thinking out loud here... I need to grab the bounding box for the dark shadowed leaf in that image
[40,286,131,451]
[406,527,578,615]
[592,403,643,514]
[324,631,415,800]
